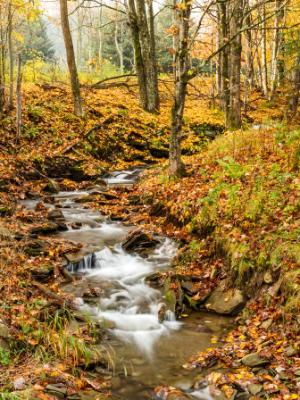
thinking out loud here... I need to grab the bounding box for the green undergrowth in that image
[143,125,300,310]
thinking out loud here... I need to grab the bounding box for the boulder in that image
[24,239,46,256]
[30,222,60,235]
[55,220,68,231]
[30,265,54,283]
[94,178,108,187]
[48,209,64,221]
[122,228,160,254]
[26,191,40,199]
[43,179,60,194]
[241,352,269,367]
[145,272,165,288]
[205,281,245,315]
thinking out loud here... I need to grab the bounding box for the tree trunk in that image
[216,9,222,99]
[218,1,230,121]
[126,0,159,112]
[260,4,268,97]
[76,3,83,69]
[8,1,14,110]
[115,15,124,73]
[146,0,159,111]
[169,0,192,177]
[59,0,83,117]
[127,0,148,109]
[98,6,103,68]
[227,0,243,130]
[0,4,5,115]
[244,1,254,111]
[286,31,300,118]
[270,0,285,96]
[16,55,22,141]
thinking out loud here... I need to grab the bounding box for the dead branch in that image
[91,73,137,88]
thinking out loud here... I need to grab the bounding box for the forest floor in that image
[0,79,299,399]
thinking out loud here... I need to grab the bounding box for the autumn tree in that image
[59,0,83,117]
[126,0,159,112]
[169,0,192,176]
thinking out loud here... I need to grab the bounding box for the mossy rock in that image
[205,281,245,315]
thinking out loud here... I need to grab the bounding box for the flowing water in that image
[22,170,231,400]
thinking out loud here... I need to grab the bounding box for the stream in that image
[23,169,231,400]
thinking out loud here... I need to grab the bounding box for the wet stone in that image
[24,239,46,256]
[43,179,60,194]
[31,265,54,282]
[205,281,245,315]
[248,383,263,395]
[30,222,60,235]
[158,303,167,323]
[26,191,40,199]
[45,383,67,398]
[122,228,160,254]
[235,392,249,400]
[241,352,269,367]
[145,272,165,288]
[71,222,83,230]
[48,209,64,221]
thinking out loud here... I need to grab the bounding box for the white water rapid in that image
[71,238,181,358]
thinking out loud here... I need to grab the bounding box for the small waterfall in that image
[104,168,142,185]
[67,253,96,273]
[72,240,181,357]
[165,310,176,322]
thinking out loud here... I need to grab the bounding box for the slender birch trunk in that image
[260,4,268,97]
[270,0,285,96]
